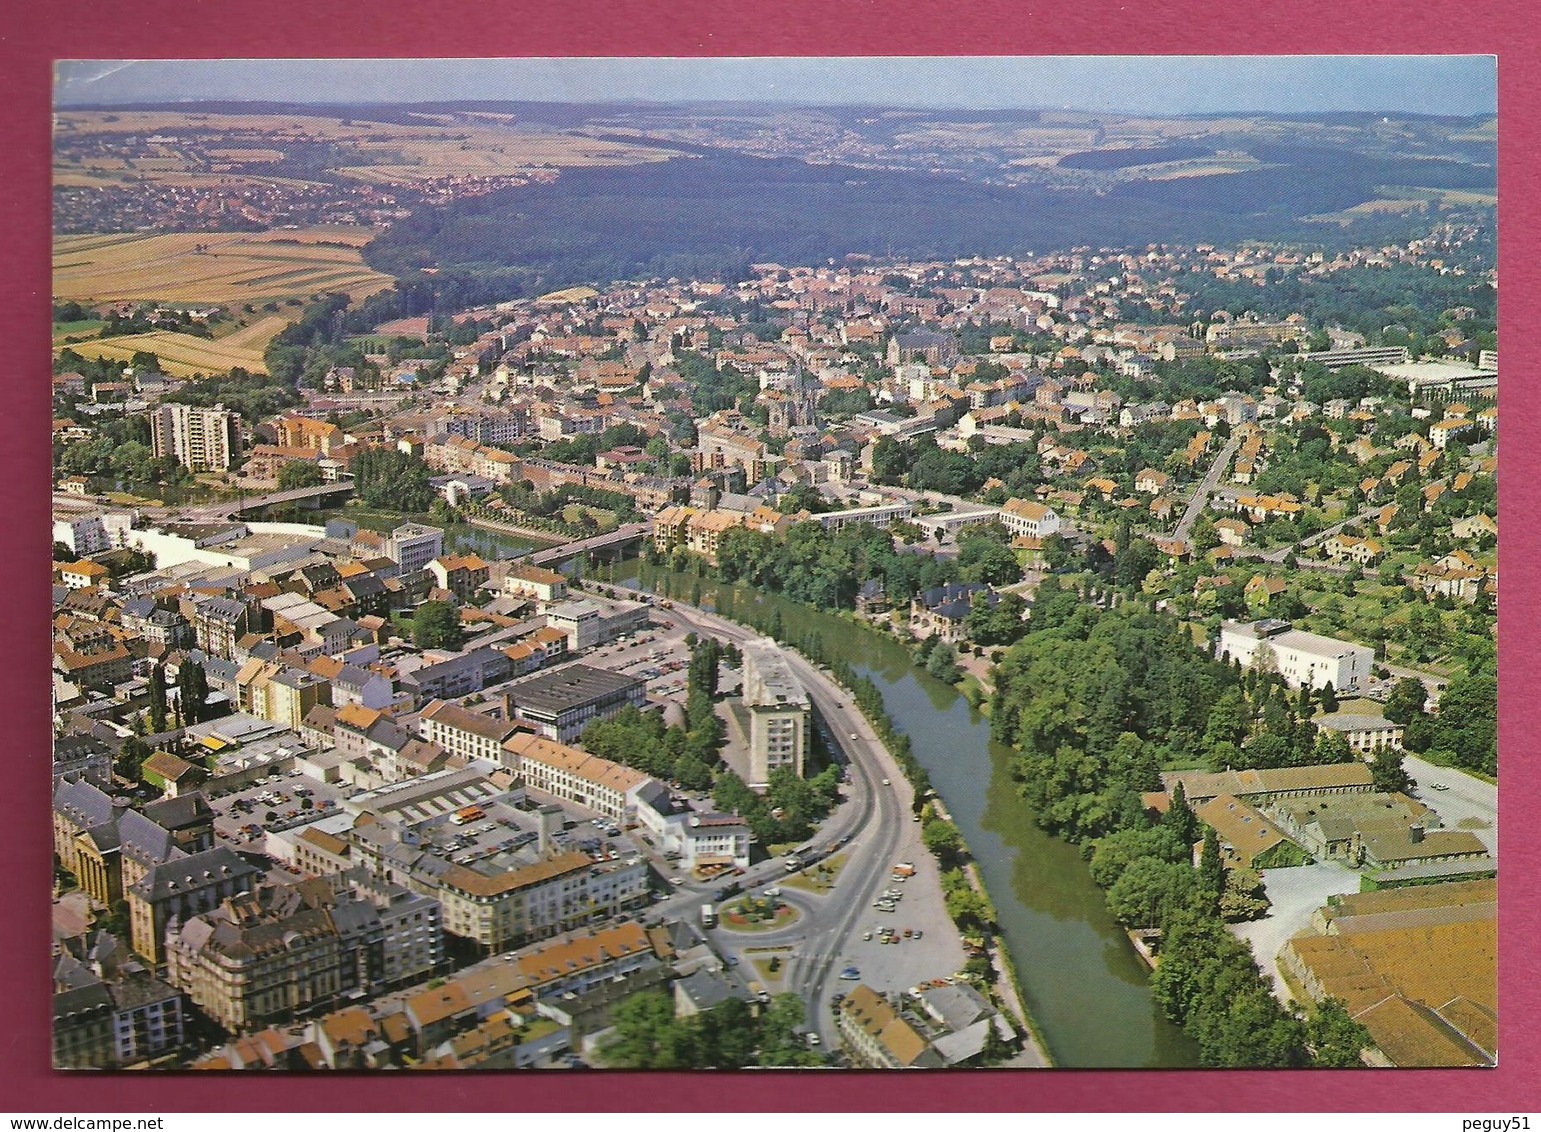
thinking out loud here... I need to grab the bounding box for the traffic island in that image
[721,895,801,932]
[782,853,848,895]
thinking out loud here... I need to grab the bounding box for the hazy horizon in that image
[53,57,1498,118]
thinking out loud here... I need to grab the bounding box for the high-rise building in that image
[741,638,809,788]
[149,403,240,472]
[385,523,444,574]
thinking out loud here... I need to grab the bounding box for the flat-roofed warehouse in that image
[502,663,647,743]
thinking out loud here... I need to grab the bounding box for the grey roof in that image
[327,898,382,940]
[130,846,259,902]
[403,646,512,689]
[53,952,100,992]
[121,597,157,620]
[672,967,752,1012]
[54,778,115,829]
[54,734,111,766]
[82,823,122,853]
[116,808,177,866]
[108,969,182,1013]
[918,982,995,1031]
[507,663,645,716]
[635,780,676,815]
[343,574,387,600]
[196,596,249,622]
[144,792,213,832]
[53,981,114,1022]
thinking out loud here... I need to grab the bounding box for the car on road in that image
[850,732,859,741]
[862,930,872,940]
[840,967,861,980]
[881,778,890,786]
[669,876,684,886]
[1431,782,1450,790]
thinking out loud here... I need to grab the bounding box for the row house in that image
[52,946,188,1069]
[427,554,491,604]
[501,733,652,826]
[127,846,263,965]
[425,435,523,485]
[419,700,525,764]
[998,498,1062,540]
[430,852,649,955]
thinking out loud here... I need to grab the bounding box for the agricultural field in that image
[214,314,291,353]
[59,330,270,378]
[52,227,395,306]
[53,109,679,190]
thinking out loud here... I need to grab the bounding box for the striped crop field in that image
[53,227,395,307]
[215,315,290,352]
[59,330,270,378]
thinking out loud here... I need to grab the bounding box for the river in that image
[605,559,1200,1068]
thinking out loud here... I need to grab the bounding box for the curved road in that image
[659,599,914,1042]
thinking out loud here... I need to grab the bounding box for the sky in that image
[53,57,1498,117]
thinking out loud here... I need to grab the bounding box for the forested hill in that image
[360,149,1488,304]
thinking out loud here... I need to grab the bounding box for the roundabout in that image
[720,893,804,933]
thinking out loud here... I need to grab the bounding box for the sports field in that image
[52,226,395,307]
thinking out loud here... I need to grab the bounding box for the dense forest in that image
[361,150,1490,306]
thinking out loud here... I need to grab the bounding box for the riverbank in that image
[462,512,565,546]
[930,796,1053,1067]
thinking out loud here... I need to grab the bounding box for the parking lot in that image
[581,616,696,699]
[206,769,347,847]
[1229,861,1363,1004]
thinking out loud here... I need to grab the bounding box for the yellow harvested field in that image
[53,227,394,306]
[60,330,269,378]
[217,315,289,352]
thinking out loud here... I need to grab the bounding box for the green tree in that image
[1199,825,1224,912]
[1306,998,1373,1067]
[921,818,966,867]
[1163,781,1198,847]
[1105,857,1201,928]
[277,460,325,490]
[115,735,152,783]
[925,641,962,683]
[869,436,908,484]
[413,601,463,650]
[603,991,692,1068]
[1370,750,1414,795]
[757,994,824,1067]
[147,662,168,734]
[176,660,209,726]
[1382,677,1428,725]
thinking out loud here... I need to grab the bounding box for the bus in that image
[450,806,485,826]
[700,904,718,929]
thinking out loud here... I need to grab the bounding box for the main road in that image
[643,595,925,1043]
